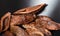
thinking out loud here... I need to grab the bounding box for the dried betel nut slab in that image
[23,22,52,36]
[35,16,60,30]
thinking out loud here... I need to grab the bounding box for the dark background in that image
[0,0,30,18]
[0,0,60,36]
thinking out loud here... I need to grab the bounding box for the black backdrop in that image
[0,0,29,18]
[0,0,60,36]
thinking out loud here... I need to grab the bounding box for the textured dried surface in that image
[23,16,60,36]
[10,13,36,26]
[0,3,60,36]
[10,3,46,25]
[35,16,60,30]
[23,22,52,36]
[23,24,44,36]
[10,26,29,36]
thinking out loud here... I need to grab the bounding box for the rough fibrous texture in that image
[0,3,60,36]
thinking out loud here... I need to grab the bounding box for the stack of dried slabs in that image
[0,3,60,36]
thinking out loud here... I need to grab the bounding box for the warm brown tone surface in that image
[0,3,60,36]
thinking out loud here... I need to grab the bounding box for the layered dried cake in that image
[0,3,60,36]
[23,22,52,36]
[10,3,47,36]
[35,16,60,30]
[23,16,60,36]
[0,3,46,33]
[10,3,46,25]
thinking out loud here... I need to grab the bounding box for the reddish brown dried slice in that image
[1,12,11,32]
[42,29,52,36]
[13,3,46,14]
[10,15,23,26]
[10,26,29,36]
[35,16,60,30]
[10,13,36,25]
[23,22,52,36]
[2,31,14,36]
[23,24,44,36]
[23,14,36,24]
[46,21,60,30]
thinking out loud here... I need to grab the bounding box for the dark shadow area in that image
[0,0,29,18]
[50,0,60,36]
[50,30,60,36]
[50,0,60,23]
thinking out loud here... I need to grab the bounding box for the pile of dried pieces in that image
[0,3,60,36]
